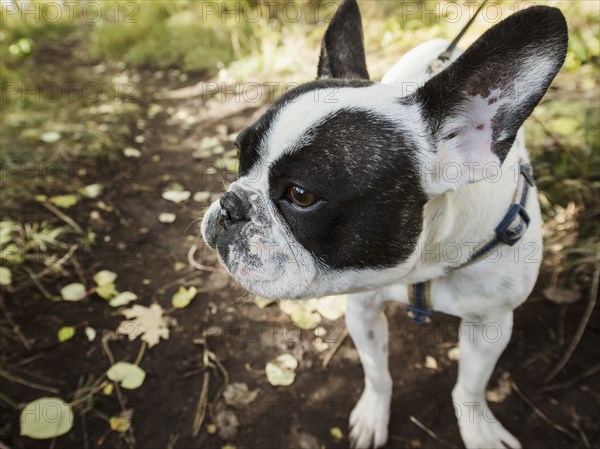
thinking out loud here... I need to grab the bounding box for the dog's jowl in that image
[202,1,568,448]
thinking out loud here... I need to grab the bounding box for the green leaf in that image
[40,131,61,143]
[289,309,321,330]
[48,195,79,208]
[0,220,18,245]
[214,158,238,173]
[123,147,141,158]
[199,136,220,151]
[162,190,191,203]
[279,300,320,329]
[0,266,12,286]
[79,184,103,199]
[106,362,146,390]
[192,191,211,203]
[265,354,298,387]
[96,283,118,300]
[58,326,76,342]
[109,291,138,307]
[148,104,162,119]
[60,283,86,301]
[94,270,117,286]
[315,295,346,320]
[253,296,273,309]
[158,213,176,224]
[171,286,197,309]
[20,397,73,439]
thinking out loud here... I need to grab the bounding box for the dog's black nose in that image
[219,191,249,228]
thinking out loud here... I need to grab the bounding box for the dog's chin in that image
[226,263,318,300]
[215,243,320,300]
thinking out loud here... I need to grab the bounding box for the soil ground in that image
[1,70,599,449]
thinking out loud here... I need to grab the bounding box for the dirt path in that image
[2,71,598,449]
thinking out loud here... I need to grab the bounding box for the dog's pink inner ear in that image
[414,6,568,195]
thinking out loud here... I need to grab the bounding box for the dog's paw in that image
[458,417,521,449]
[453,387,521,449]
[349,386,391,449]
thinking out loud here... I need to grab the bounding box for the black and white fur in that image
[202,2,568,447]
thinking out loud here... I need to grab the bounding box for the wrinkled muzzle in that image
[201,182,318,299]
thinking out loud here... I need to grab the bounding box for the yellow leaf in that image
[109,416,131,433]
[49,194,79,208]
[330,427,343,440]
[290,309,321,330]
[206,423,217,434]
[253,296,273,309]
[96,282,118,300]
[58,326,76,342]
[0,266,12,286]
[102,383,114,396]
[171,286,197,309]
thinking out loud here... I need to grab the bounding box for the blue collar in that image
[408,162,535,324]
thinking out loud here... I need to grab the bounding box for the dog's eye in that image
[287,185,318,208]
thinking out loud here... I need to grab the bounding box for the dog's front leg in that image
[453,312,521,449]
[346,291,392,449]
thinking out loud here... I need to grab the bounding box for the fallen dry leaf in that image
[447,346,460,361]
[109,409,133,433]
[223,382,259,407]
[425,355,438,370]
[117,304,171,347]
[486,377,512,403]
[266,354,298,386]
[214,408,239,439]
[543,285,582,304]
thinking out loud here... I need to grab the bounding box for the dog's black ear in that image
[415,6,568,194]
[317,0,369,80]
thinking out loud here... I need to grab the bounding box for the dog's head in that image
[202,0,567,299]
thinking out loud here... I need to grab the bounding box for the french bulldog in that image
[202,1,568,448]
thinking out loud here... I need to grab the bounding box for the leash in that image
[407,163,535,324]
[426,0,489,75]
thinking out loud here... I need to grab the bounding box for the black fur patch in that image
[268,109,427,270]
[317,0,369,80]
